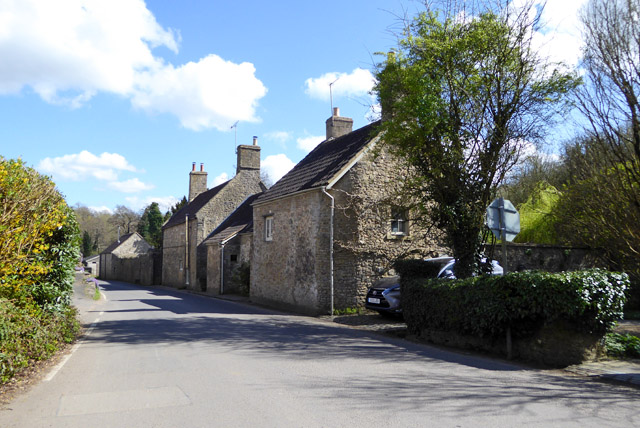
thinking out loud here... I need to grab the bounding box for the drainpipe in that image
[321,187,335,318]
[220,242,225,295]
[185,214,190,287]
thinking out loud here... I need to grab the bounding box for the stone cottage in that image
[99,232,157,285]
[204,192,263,295]
[162,139,265,291]
[251,108,444,315]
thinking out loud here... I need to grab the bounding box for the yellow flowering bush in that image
[0,157,80,308]
[0,157,81,383]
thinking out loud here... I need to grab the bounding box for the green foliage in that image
[333,307,365,316]
[401,269,628,340]
[137,202,163,248]
[513,182,560,244]
[0,298,80,383]
[81,230,94,257]
[170,196,187,215]
[605,333,640,359]
[374,2,578,278]
[0,157,81,384]
[0,157,81,312]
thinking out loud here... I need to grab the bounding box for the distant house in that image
[99,232,158,285]
[250,108,444,315]
[204,192,263,295]
[83,254,100,275]
[162,139,265,291]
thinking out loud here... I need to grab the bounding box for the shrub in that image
[399,265,628,340]
[0,157,81,383]
[605,333,640,359]
[0,158,80,311]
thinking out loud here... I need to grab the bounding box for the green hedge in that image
[0,299,80,382]
[398,264,629,340]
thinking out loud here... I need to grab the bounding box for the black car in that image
[365,257,502,315]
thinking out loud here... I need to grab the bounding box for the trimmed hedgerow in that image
[397,261,628,340]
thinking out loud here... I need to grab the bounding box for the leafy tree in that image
[170,196,187,215]
[512,181,560,244]
[555,134,640,278]
[138,202,163,248]
[374,0,578,277]
[81,230,94,256]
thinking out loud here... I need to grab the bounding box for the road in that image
[1,279,639,427]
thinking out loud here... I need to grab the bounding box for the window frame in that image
[390,208,409,237]
[264,215,273,241]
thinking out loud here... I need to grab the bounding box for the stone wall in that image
[330,147,446,309]
[251,190,331,315]
[251,145,445,315]
[162,169,263,290]
[207,233,253,295]
[162,222,189,288]
[98,251,158,286]
[483,243,605,273]
[111,233,152,257]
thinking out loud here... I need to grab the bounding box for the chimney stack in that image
[325,107,353,139]
[236,136,261,175]
[188,162,208,202]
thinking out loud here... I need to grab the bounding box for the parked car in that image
[364,257,503,316]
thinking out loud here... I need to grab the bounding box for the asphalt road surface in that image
[1,280,639,427]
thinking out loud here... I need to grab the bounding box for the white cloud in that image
[125,195,179,213]
[262,154,295,183]
[296,135,325,153]
[37,150,137,182]
[131,55,267,131]
[0,0,266,130]
[510,0,587,69]
[211,172,229,187]
[88,206,113,214]
[107,177,154,193]
[305,68,376,101]
[264,131,292,144]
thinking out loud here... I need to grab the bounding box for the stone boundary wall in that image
[483,243,605,273]
[106,251,159,286]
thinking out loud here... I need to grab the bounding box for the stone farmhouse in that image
[250,108,444,315]
[204,192,263,295]
[99,232,159,285]
[162,140,265,291]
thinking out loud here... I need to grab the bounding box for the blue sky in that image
[0,0,586,213]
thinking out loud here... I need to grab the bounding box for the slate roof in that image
[205,192,263,244]
[255,121,380,204]
[101,233,134,255]
[163,180,230,229]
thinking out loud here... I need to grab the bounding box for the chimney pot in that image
[253,136,258,146]
[192,162,196,171]
[200,163,204,172]
[333,107,340,117]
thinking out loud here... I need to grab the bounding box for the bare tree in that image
[109,205,140,234]
[577,0,640,194]
[560,0,640,277]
